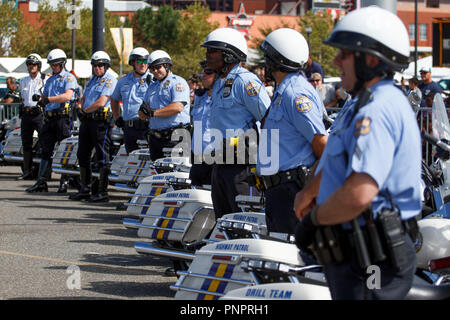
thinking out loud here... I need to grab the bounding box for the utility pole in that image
[414,0,418,76]
[72,0,76,71]
[92,0,105,54]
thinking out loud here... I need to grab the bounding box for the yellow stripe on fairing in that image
[156,207,175,239]
[203,263,228,300]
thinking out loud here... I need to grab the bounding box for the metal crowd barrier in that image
[0,103,21,122]
[326,106,450,166]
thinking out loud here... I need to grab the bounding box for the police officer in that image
[294,7,421,300]
[139,50,191,161]
[189,60,215,186]
[69,51,117,202]
[201,27,271,219]
[257,28,328,234]
[17,54,46,180]
[26,48,77,193]
[111,47,151,154]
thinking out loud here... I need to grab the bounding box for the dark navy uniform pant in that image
[323,234,417,300]
[211,164,258,220]
[122,126,147,154]
[189,162,213,186]
[40,117,70,160]
[147,133,178,162]
[77,118,111,169]
[264,181,301,235]
[21,112,44,153]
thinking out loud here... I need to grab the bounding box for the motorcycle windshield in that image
[432,94,450,190]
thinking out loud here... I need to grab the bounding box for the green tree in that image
[298,10,339,77]
[249,21,296,69]
[168,3,218,79]
[0,1,25,56]
[132,5,180,51]
[132,3,217,80]
[10,0,125,77]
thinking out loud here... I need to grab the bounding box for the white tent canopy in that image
[395,56,450,83]
[0,57,118,80]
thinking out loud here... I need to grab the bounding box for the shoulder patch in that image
[295,96,312,113]
[67,75,74,82]
[176,83,185,92]
[354,117,371,137]
[245,81,260,97]
[105,79,113,87]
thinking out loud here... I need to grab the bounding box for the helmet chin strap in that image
[350,51,390,96]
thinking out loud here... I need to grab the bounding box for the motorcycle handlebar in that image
[421,130,450,154]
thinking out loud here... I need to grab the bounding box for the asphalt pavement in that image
[0,165,177,300]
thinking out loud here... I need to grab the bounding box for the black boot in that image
[69,167,91,201]
[57,175,68,193]
[89,167,109,202]
[25,159,49,193]
[18,151,34,180]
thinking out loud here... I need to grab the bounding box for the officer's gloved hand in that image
[36,97,49,109]
[139,101,154,118]
[77,107,87,120]
[294,208,319,254]
[32,94,41,102]
[115,116,125,128]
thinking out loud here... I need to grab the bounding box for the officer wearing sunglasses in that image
[111,47,152,154]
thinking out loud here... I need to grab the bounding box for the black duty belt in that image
[44,108,69,119]
[83,110,112,121]
[259,165,310,190]
[24,106,42,116]
[148,123,191,140]
[125,118,148,130]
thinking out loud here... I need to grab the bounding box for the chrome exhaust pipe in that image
[51,167,80,175]
[123,218,140,229]
[110,183,137,193]
[134,241,195,261]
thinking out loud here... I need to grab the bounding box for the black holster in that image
[311,225,351,265]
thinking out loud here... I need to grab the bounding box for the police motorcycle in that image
[110,147,190,193]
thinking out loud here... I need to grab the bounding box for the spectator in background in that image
[309,72,336,109]
[304,53,324,83]
[419,67,442,109]
[1,77,21,104]
[404,77,422,113]
[334,83,349,109]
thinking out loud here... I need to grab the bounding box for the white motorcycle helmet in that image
[148,50,172,68]
[260,28,309,72]
[47,48,67,65]
[26,53,42,70]
[91,51,111,66]
[324,6,410,87]
[201,27,248,63]
[128,47,150,66]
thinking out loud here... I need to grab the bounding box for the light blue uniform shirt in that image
[111,72,151,121]
[82,73,117,110]
[191,92,212,156]
[317,80,422,222]
[144,72,190,130]
[42,69,77,111]
[210,64,270,137]
[257,73,327,175]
